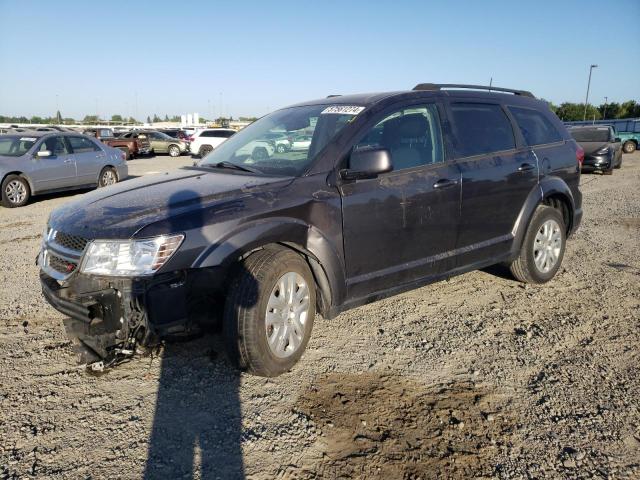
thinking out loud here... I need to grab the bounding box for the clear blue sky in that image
[0,0,638,120]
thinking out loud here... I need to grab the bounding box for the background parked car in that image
[160,129,190,142]
[569,125,622,174]
[122,131,187,157]
[262,132,292,153]
[0,132,128,207]
[84,128,151,160]
[289,134,313,151]
[189,128,236,157]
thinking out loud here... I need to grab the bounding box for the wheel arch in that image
[510,178,575,257]
[193,219,346,318]
[2,171,34,193]
[97,164,117,184]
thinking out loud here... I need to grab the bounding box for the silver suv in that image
[0,132,128,207]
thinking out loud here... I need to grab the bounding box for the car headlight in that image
[596,146,610,155]
[80,234,184,276]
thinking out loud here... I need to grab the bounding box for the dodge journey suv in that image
[39,84,583,376]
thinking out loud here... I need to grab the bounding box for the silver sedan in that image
[0,132,128,207]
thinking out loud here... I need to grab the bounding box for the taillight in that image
[576,145,584,166]
[120,151,126,161]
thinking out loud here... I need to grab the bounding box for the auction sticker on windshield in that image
[321,105,365,115]
[20,137,37,142]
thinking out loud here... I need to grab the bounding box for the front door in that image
[30,136,77,191]
[340,103,461,300]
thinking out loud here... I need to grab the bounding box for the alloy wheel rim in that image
[170,146,179,156]
[102,170,116,185]
[533,219,562,273]
[265,271,310,358]
[6,180,26,204]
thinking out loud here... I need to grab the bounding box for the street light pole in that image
[603,96,608,120]
[583,64,598,121]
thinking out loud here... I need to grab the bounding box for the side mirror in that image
[614,137,621,143]
[36,150,52,158]
[341,147,393,181]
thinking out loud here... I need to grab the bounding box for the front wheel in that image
[508,205,566,284]
[98,167,118,187]
[1,174,30,208]
[223,247,316,377]
[623,141,636,154]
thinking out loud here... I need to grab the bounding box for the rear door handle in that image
[518,163,535,172]
[433,178,458,189]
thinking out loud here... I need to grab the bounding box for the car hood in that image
[48,167,294,239]
[577,141,610,155]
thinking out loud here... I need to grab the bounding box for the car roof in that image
[286,86,539,110]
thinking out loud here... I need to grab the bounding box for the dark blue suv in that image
[39,84,583,376]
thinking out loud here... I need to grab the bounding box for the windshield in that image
[199,104,363,176]
[570,128,610,143]
[0,135,38,157]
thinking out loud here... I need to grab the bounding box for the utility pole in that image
[603,96,608,120]
[583,64,598,121]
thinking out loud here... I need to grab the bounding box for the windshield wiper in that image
[207,161,262,174]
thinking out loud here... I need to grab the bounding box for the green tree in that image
[164,114,169,121]
[146,115,151,124]
[55,110,62,123]
[30,116,44,124]
[152,114,161,123]
[111,114,123,123]
[128,116,137,124]
[83,115,99,124]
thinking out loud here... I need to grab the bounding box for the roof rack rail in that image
[413,83,535,98]
[326,94,341,98]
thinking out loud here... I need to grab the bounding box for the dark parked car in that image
[39,83,583,376]
[84,128,152,160]
[568,125,622,174]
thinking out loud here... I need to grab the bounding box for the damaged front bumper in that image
[39,269,192,366]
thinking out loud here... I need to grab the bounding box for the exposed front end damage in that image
[41,267,227,368]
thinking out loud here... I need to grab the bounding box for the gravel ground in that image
[1,152,639,479]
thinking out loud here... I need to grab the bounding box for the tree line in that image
[2,101,638,125]
[0,111,259,125]
[546,100,640,122]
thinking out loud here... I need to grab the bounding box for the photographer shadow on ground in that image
[144,189,253,479]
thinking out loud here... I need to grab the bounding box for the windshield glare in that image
[199,105,361,176]
[571,128,610,143]
[0,135,37,157]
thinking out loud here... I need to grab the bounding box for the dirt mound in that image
[293,374,514,479]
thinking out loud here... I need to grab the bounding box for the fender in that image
[510,176,575,256]
[193,218,347,315]
[1,171,35,194]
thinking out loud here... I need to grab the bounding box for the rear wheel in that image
[509,205,566,284]
[1,174,30,208]
[168,145,181,157]
[224,247,316,377]
[199,145,213,158]
[623,141,636,154]
[98,167,118,187]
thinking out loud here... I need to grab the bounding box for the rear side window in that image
[508,106,562,146]
[40,136,70,155]
[68,136,100,153]
[201,130,233,138]
[449,103,515,157]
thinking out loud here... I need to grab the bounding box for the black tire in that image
[622,141,636,154]
[603,167,613,175]
[508,205,566,284]
[199,145,213,158]
[98,166,118,188]
[252,147,268,161]
[223,247,316,377]
[1,174,30,208]
[168,145,181,157]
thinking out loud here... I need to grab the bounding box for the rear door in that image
[29,136,77,191]
[67,136,106,185]
[446,101,538,266]
[340,102,461,299]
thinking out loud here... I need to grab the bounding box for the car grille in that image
[48,253,77,275]
[53,231,89,252]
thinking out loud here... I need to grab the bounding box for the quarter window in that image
[354,104,444,170]
[68,136,100,153]
[450,103,515,157]
[508,106,562,146]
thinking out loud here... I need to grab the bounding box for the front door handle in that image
[518,163,535,172]
[433,178,458,189]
